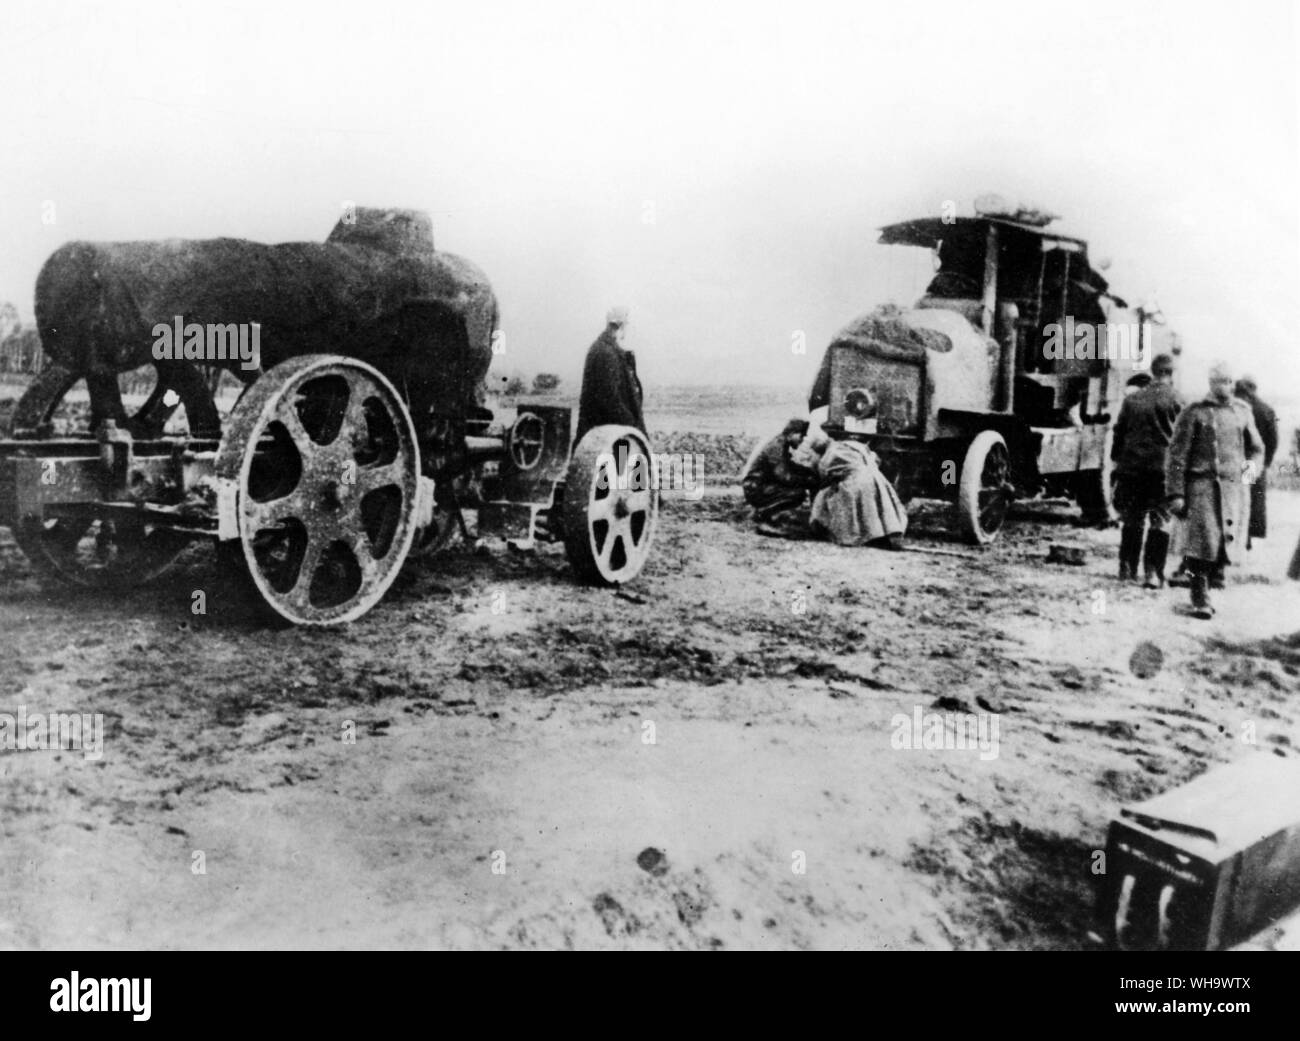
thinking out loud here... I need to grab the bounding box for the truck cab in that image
[813,204,1169,542]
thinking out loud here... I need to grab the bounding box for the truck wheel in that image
[562,425,657,585]
[214,355,421,625]
[958,430,1014,544]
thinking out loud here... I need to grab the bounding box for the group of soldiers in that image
[577,307,910,551]
[575,311,1281,623]
[1112,355,1276,619]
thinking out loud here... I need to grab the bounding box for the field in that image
[2,382,1300,949]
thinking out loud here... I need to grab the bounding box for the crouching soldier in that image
[809,438,908,550]
[742,419,820,537]
[1112,353,1182,587]
[1165,361,1264,619]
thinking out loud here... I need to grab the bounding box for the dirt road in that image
[3,490,1299,950]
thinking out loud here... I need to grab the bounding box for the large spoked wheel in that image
[958,430,1015,545]
[562,425,657,585]
[214,355,420,626]
[9,363,202,588]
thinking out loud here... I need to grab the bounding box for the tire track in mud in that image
[3,492,1300,947]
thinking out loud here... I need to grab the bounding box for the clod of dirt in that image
[931,694,973,713]
[636,847,669,877]
[363,675,407,700]
[591,892,640,937]
[1055,666,1088,690]
[673,889,707,927]
[1128,641,1164,679]
[1046,544,1087,566]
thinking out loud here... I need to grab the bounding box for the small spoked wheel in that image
[15,513,190,590]
[508,411,546,470]
[562,425,657,585]
[215,355,420,625]
[10,363,197,587]
[958,430,1014,545]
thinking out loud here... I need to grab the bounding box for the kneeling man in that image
[742,419,821,537]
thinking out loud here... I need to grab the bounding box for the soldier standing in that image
[1165,362,1264,618]
[1112,353,1182,587]
[1233,375,1278,549]
[575,306,646,446]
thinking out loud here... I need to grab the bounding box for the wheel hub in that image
[322,478,349,509]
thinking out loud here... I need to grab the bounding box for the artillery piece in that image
[0,208,657,624]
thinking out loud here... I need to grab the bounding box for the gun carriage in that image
[0,208,657,624]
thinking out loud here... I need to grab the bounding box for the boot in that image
[1168,558,1192,587]
[1190,573,1214,619]
[1208,563,1226,591]
[1142,530,1170,589]
[1118,525,1142,581]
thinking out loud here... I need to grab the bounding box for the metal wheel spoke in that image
[277,403,314,456]
[286,531,328,606]
[343,384,374,445]
[345,529,384,576]
[594,459,616,496]
[624,515,649,549]
[588,492,616,520]
[598,520,625,568]
[621,452,649,491]
[244,489,308,532]
[356,460,405,496]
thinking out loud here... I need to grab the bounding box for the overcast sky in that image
[1,0,1297,398]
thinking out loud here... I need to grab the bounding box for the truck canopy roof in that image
[878,215,1117,304]
[878,215,1087,250]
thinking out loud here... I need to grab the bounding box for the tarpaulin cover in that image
[808,309,953,411]
[35,207,498,404]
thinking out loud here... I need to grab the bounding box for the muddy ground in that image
[3,483,1300,950]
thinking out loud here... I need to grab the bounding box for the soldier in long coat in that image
[1233,376,1278,546]
[575,307,645,445]
[809,439,908,549]
[1111,353,1182,586]
[1165,362,1264,617]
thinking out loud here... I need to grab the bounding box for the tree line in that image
[0,303,42,375]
